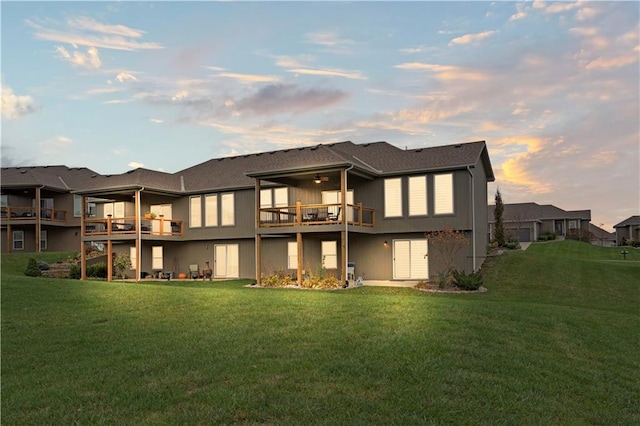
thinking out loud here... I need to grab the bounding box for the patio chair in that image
[327,207,341,221]
[188,264,200,279]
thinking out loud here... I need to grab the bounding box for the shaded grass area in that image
[2,241,639,424]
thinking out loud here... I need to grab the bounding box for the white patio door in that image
[214,244,239,278]
[393,239,428,279]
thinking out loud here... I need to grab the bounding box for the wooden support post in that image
[255,234,262,285]
[81,195,87,280]
[35,186,41,252]
[255,179,261,228]
[6,223,11,253]
[296,201,302,225]
[107,240,113,282]
[297,232,303,285]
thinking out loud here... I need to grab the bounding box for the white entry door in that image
[393,239,428,279]
[214,244,239,278]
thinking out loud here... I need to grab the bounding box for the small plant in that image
[538,232,557,242]
[261,270,294,287]
[87,262,107,278]
[69,264,81,279]
[113,252,132,279]
[452,269,484,291]
[24,258,42,277]
[144,212,157,219]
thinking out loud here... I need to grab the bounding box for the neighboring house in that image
[1,166,99,253]
[70,140,494,285]
[488,203,591,243]
[589,223,616,247]
[613,216,640,245]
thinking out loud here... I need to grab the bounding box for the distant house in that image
[589,223,616,247]
[613,216,640,245]
[2,140,495,285]
[488,202,591,243]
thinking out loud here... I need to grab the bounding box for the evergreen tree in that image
[494,188,505,247]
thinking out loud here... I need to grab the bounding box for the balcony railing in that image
[259,202,374,228]
[83,216,184,237]
[1,206,67,221]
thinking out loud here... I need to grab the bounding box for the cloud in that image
[394,62,490,81]
[216,72,281,84]
[509,12,527,22]
[149,118,164,124]
[287,67,366,80]
[116,72,138,82]
[128,161,144,169]
[234,84,349,116]
[584,53,638,70]
[27,16,163,51]
[449,30,497,46]
[40,135,73,155]
[1,85,37,119]
[171,91,189,101]
[399,46,426,54]
[55,45,102,69]
[305,31,354,48]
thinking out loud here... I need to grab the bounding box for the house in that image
[588,223,616,247]
[613,216,640,245]
[488,202,591,243]
[1,166,99,253]
[3,140,495,285]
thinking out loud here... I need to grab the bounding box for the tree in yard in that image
[113,252,132,279]
[426,225,469,276]
[494,188,505,247]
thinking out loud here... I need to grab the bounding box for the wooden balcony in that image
[259,202,375,228]
[83,216,184,237]
[1,206,67,222]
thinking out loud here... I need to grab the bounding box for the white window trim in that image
[40,230,47,250]
[12,230,24,250]
[152,246,163,270]
[408,175,427,216]
[321,240,337,269]
[434,173,454,215]
[287,242,298,270]
[73,195,82,217]
[205,194,218,227]
[190,196,202,228]
[384,178,402,218]
[221,193,235,226]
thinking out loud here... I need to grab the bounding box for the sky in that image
[1,1,638,231]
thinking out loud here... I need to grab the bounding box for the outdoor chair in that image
[327,207,341,221]
[188,264,199,279]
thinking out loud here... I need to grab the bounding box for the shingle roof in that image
[0,166,99,191]
[488,202,591,222]
[4,140,493,194]
[613,215,640,228]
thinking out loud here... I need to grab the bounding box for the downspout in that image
[466,167,476,272]
[344,164,354,285]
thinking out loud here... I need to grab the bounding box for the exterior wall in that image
[41,226,80,252]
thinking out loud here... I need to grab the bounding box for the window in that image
[568,220,577,230]
[434,173,454,215]
[12,230,24,250]
[0,195,7,207]
[190,196,202,228]
[205,194,218,227]
[322,241,337,269]
[288,242,298,270]
[152,246,163,270]
[37,198,54,219]
[40,230,47,250]
[104,202,125,218]
[130,247,137,270]
[221,193,234,226]
[260,188,288,223]
[274,187,288,208]
[384,178,402,218]
[393,239,428,279]
[408,175,427,216]
[74,195,82,217]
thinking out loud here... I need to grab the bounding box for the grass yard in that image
[1,241,639,424]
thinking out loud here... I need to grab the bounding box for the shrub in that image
[24,258,42,277]
[629,240,640,248]
[538,232,557,242]
[301,274,342,289]
[113,252,132,279]
[87,262,107,278]
[69,264,81,279]
[262,270,294,287]
[452,269,484,291]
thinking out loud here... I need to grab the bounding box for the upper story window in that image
[190,196,202,228]
[205,194,218,227]
[434,173,454,215]
[408,175,427,216]
[221,193,234,226]
[384,178,402,218]
[104,201,125,218]
[1,194,8,207]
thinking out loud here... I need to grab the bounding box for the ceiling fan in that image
[313,173,329,184]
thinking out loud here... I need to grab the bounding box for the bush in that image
[504,240,521,250]
[452,269,484,291]
[24,258,42,277]
[538,232,557,241]
[628,240,640,248]
[69,264,81,279]
[113,252,132,279]
[87,262,107,278]
[301,274,342,289]
[261,270,294,287]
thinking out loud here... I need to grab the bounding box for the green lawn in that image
[2,241,638,424]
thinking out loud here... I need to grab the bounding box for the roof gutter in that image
[466,166,477,272]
